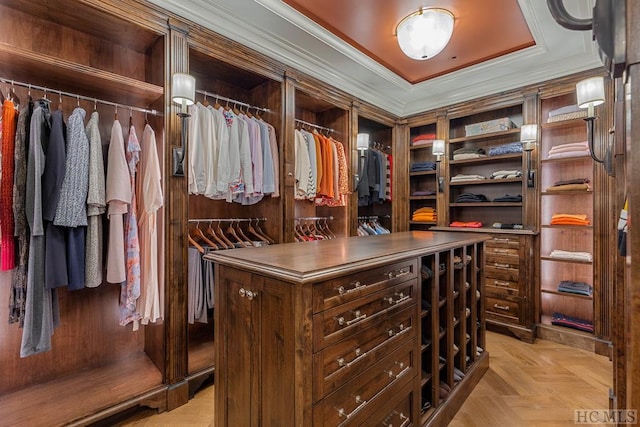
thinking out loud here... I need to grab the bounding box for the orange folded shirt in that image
[550,213,590,226]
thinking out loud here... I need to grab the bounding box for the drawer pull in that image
[337,396,367,419]
[238,288,258,300]
[493,249,510,254]
[336,347,367,369]
[494,280,511,287]
[336,280,363,295]
[385,292,411,305]
[385,268,410,280]
[494,303,510,311]
[337,310,367,327]
[382,412,410,427]
[493,263,511,269]
[384,361,410,380]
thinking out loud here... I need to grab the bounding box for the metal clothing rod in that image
[295,216,334,221]
[358,215,390,220]
[0,76,161,116]
[195,89,269,113]
[188,218,267,223]
[295,118,334,133]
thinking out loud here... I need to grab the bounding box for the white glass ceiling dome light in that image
[396,8,455,60]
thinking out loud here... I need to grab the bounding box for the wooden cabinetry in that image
[407,118,440,230]
[538,88,600,350]
[206,231,488,427]
[0,0,170,423]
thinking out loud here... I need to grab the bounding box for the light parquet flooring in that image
[117,331,611,427]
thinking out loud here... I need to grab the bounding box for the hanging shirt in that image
[1,99,17,270]
[121,125,142,326]
[106,120,130,284]
[85,111,106,287]
[137,124,164,326]
[294,129,311,199]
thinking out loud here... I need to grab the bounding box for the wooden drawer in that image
[485,245,519,257]
[313,280,418,351]
[486,296,520,321]
[485,254,519,269]
[313,259,418,313]
[313,306,416,402]
[485,263,520,282]
[367,380,414,427]
[313,339,416,427]
[485,277,520,298]
[485,234,521,250]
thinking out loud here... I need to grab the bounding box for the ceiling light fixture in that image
[396,8,455,60]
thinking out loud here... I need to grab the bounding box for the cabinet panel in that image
[313,259,417,313]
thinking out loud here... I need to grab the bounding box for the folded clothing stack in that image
[550,213,590,226]
[411,133,436,146]
[412,189,436,196]
[450,221,483,228]
[547,104,588,123]
[545,177,590,192]
[412,206,437,222]
[551,312,593,333]
[452,146,486,160]
[487,141,523,156]
[549,249,593,262]
[492,222,524,229]
[557,280,593,296]
[455,193,490,203]
[547,141,590,159]
[451,173,486,182]
[410,161,437,172]
[493,194,522,202]
[490,169,522,179]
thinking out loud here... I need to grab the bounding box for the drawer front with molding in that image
[312,339,416,427]
[368,380,414,427]
[486,296,520,321]
[485,245,519,257]
[312,306,415,402]
[485,254,519,269]
[485,234,522,250]
[485,263,520,282]
[485,278,520,298]
[313,259,417,314]
[313,280,417,351]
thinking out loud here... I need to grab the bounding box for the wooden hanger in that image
[188,233,205,254]
[213,95,221,110]
[255,218,275,244]
[202,91,210,107]
[207,221,230,249]
[247,219,269,244]
[234,221,253,246]
[216,220,236,249]
[193,222,218,250]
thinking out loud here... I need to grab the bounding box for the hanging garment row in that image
[357,216,391,236]
[188,218,274,251]
[187,95,279,205]
[357,141,392,207]
[294,125,349,206]
[294,216,336,242]
[0,87,163,358]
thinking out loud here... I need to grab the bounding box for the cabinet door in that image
[221,268,262,426]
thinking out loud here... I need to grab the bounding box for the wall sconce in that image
[396,8,454,60]
[171,72,196,176]
[357,133,370,151]
[432,139,445,192]
[520,124,537,188]
[576,76,613,176]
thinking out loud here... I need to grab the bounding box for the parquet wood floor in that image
[116,331,611,427]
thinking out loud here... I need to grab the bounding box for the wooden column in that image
[282,73,297,243]
[164,17,190,410]
[393,119,409,232]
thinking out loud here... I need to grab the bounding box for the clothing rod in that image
[0,76,162,116]
[295,216,334,221]
[195,89,269,113]
[295,118,334,133]
[188,218,267,223]
[358,215,391,220]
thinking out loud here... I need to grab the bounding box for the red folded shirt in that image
[411,133,436,143]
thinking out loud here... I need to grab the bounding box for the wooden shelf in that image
[541,224,593,230]
[541,190,593,196]
[410,220,436,225]
[450,202,522,207]
[409,195,437,200]
[540,117,587,129]
[540,256,592,265]
[449,127,521,143]
[449,177,523,186]
[1,353,164,426]
[0,42,164,107]
[541,155,591,164]
[449,152,522,165]
[431,226,537,235]
[409,170,437,176]
[541,289,593,300]
[410,144,434,151]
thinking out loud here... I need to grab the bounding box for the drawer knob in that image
[336,280,364,295]
[337,310,367,327]
[494,303,510,311]
[385,268,410,280]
